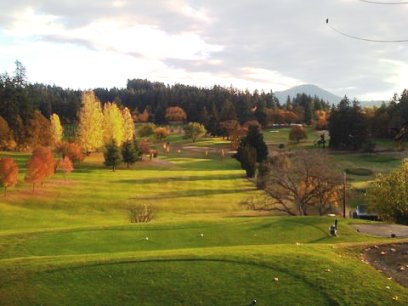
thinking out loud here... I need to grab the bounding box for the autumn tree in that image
[257,152,341,216]
[165,106,187,122]
[183,122,206,142]
[104,140,121,171]
[367,159,408,225]
[121,140,140,168]
[0,116,15,150]
[103,102,125,146]
[25,146,56,191]
[77,91,104,154]
[289,125,307,143]
[0,157,18,196]
[137,108,149,123]
[313,110,329,130]
[154,127,170,142]
[122,107,135,142]
[58,156,74,179]
[27,110,52,148]
[219,120,240,140]
[138,123,156,138]
[139,139,151,155]
[14,115,27,150]
[50,113,64,147]
[56,141,84,163]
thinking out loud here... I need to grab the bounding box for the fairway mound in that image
[352,224,408,238]
[363,243,408,288]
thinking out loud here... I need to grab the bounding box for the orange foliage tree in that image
[154,127,170,141]
[138,108,149,123]
[58,156,74,179]
[289,125,307,143]
[313,110,329,130]
[25,146,56,191]
[0,157,18,196]
[165,106,187,122]
[56,141,84,163]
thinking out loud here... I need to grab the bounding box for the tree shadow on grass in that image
[130,188,256,200]
[116,174,244,185]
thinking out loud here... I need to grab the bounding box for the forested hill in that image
[0,71,331,130]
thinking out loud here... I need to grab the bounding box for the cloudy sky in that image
[1,0,407,100]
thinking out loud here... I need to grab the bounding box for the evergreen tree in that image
[234,125,268,178]
[121,140,140,168]
[329,97,369,150]
[104,140,122,171]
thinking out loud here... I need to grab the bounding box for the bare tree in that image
[254,151,342,216]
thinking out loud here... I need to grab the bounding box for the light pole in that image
[343,171,347,218]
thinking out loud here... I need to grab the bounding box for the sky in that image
[0,0,408,101]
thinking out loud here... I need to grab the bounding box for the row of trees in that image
[0,146,74,195]
[0,62,331,144]
[77,91,135,154]
[329,92,408,151]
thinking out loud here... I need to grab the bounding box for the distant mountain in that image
[275,84,342,105]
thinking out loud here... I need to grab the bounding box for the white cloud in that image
[1,0,408,99]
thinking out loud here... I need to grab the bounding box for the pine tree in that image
[121,140,140,168]
[234,125,268,178]
[104,140,121,171]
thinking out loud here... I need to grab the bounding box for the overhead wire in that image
[326,0,408,43]
[326,22,408,42]
[358,0,408,4]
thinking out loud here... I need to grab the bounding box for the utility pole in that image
[343,171,347,218]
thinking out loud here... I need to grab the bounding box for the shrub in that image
[128,204,154,223]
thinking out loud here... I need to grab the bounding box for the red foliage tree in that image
[0,158,18,196]
[25,146,56,191]
[58,156,74,179]
[56,141,84,163]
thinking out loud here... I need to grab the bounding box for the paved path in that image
[351,223,408,238]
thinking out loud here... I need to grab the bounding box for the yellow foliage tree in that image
[50,113,64,147]
[122,107,135,142]
[103,102,125,145]
[77,91,104,154]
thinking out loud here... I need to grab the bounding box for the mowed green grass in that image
[0,146,258,233]
[1,140,408,305]
[1,217,407,305]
